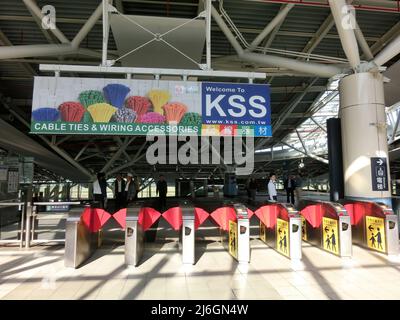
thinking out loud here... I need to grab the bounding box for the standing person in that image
[125,173,136,206]
[133,176,140,200]
[294,173,303,207]
[114,174,126,211]
[156,175,168,209]
[93,172,107,209]
[284,174,295,205]
[267,173,278,202]
[248,178,257,201]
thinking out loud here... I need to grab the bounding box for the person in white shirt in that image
[268,173,278,202]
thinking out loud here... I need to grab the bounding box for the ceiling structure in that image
[0,0,399,183]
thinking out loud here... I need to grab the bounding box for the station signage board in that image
[31,77,271,137]
[370,157,389,191]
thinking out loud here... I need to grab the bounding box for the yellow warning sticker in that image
[260,221,266,242]
[301,215,307,241]
[366,216,386,253]
[322,217,339,255]
[276,218,290,257]
[229,220,238,259]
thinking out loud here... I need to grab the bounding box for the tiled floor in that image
[1,237,400,300]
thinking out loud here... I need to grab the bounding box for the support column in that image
[339,72,391,206]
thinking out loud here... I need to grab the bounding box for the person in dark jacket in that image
[114,174,126,211]
[93,172,107,209]
[156,175,168,209]
[284,174,295,205]
[248,178,257,201]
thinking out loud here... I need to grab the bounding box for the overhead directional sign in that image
[371,157,389,191]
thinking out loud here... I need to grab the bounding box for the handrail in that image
[33,202,81,206]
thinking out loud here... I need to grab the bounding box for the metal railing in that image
[26,201,82,248]
[0,200,25,248]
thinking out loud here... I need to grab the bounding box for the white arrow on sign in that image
[377,159,384,166]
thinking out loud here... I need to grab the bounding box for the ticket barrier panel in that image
[64,205,100,268]
[300,200,352,258]
[343,200,399,255]
[221,203,250,263]
[125,203,145,267]
[259,202,302,261]
[180,201,195,265]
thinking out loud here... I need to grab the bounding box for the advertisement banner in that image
[365,216,386,253]
[276,218,290,257]
[229,220,238,259]
[322,217,339,255]
[31,77,271,137]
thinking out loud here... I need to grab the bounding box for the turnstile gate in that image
[300,200,352,258]
[258,202,302,261]
[64,205,100,268]
[221,203,250,263]
[125,201,196,266]
[343,200,399,255]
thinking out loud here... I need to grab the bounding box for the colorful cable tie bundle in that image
[78,90,105,108]
[162,102,187,124]
[32,107,60,122]
[87,103,117,123]
[114,108,137,123]
[103,84,130,109]
[59,101,86,122]
[125,96,151,116]
[148,89,170,114]
[137,112,166,124]
[179,112,202,127]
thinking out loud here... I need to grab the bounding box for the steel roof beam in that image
[211,5,343,78]
[248,3,294,50]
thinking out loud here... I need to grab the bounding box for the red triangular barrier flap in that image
[113,208,127,229]
[80,207,93,231]
[255,205,278,229]
[162,206,182,231]
[94,208,111,228]
[210,207,236,231]
[139,207,161,231]
[301,204,322,228]
[247,208,255,219]
[194,207,210,229]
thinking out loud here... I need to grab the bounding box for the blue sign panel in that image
[201,82,271,135]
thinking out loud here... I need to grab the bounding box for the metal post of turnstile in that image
[285,204,302,261]
[181,201,195,264]
[385,214,399,255]
[65,205,99,268]
[233,203,250,263]
[125,203,144,267]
